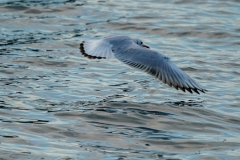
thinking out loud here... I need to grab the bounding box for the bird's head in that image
[133,38,150,49]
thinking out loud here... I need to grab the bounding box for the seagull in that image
[79,35,207,94]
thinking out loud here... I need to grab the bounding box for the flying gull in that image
[79,35,207,94]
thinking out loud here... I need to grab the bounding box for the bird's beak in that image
[143,45,150,49]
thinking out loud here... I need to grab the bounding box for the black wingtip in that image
[179,87,186,92]
[175,86,207,94]
[193,88,200,94]
[79,41,106,59]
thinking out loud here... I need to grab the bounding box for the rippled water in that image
[1,0,240,159]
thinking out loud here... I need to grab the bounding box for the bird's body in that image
[79,35,207,94]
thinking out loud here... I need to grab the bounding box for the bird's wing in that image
[114,42,206,94]
[79,39,114,59]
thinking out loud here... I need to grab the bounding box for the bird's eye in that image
[140,41,142,44]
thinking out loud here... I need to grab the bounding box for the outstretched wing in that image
[114,42,207,94]
[79,39,114,59]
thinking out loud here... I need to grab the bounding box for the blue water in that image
[0,0,240,159]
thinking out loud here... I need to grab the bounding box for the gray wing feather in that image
[114,42,206,94]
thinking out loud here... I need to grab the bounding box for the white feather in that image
[81,39,113,59]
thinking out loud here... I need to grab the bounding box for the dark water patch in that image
[206,32,234,39]
[216,10,235,15]
[0,29,85,49]
[24,9,42,14]
[181,67,198,72]
[28,15,56,19]
[142,139,240,153]
[95,107,121,114]
[194,60,209,65]
[11,119,49,124]
[101,94,126,103]
[133,126,181,140]
[27,99,106,112]
[1,34,46,46]
[232,71,240,76]
[109,82,128,86]
[0,0,81,7]
[78,112,144,125]
[165,100,204,107]
[130,15,164,20]
[148,29,234,39]
[126,108,174,116]
[92,105,175,117]
[77,142,179,160]
[119,86,134,92]
[231,42,240,46]
[1,135,18,138]
[13,57,78,68]
[106,22,150,32]
[174,0,198,4]
[85,16,125,26]
[0,69,17,75]
[4,5,29,11]
[235,28,240,32]
[223,62,240,68]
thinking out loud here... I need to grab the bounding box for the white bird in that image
[79,35,207,94]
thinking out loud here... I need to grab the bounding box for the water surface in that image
[0,0,240,159]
